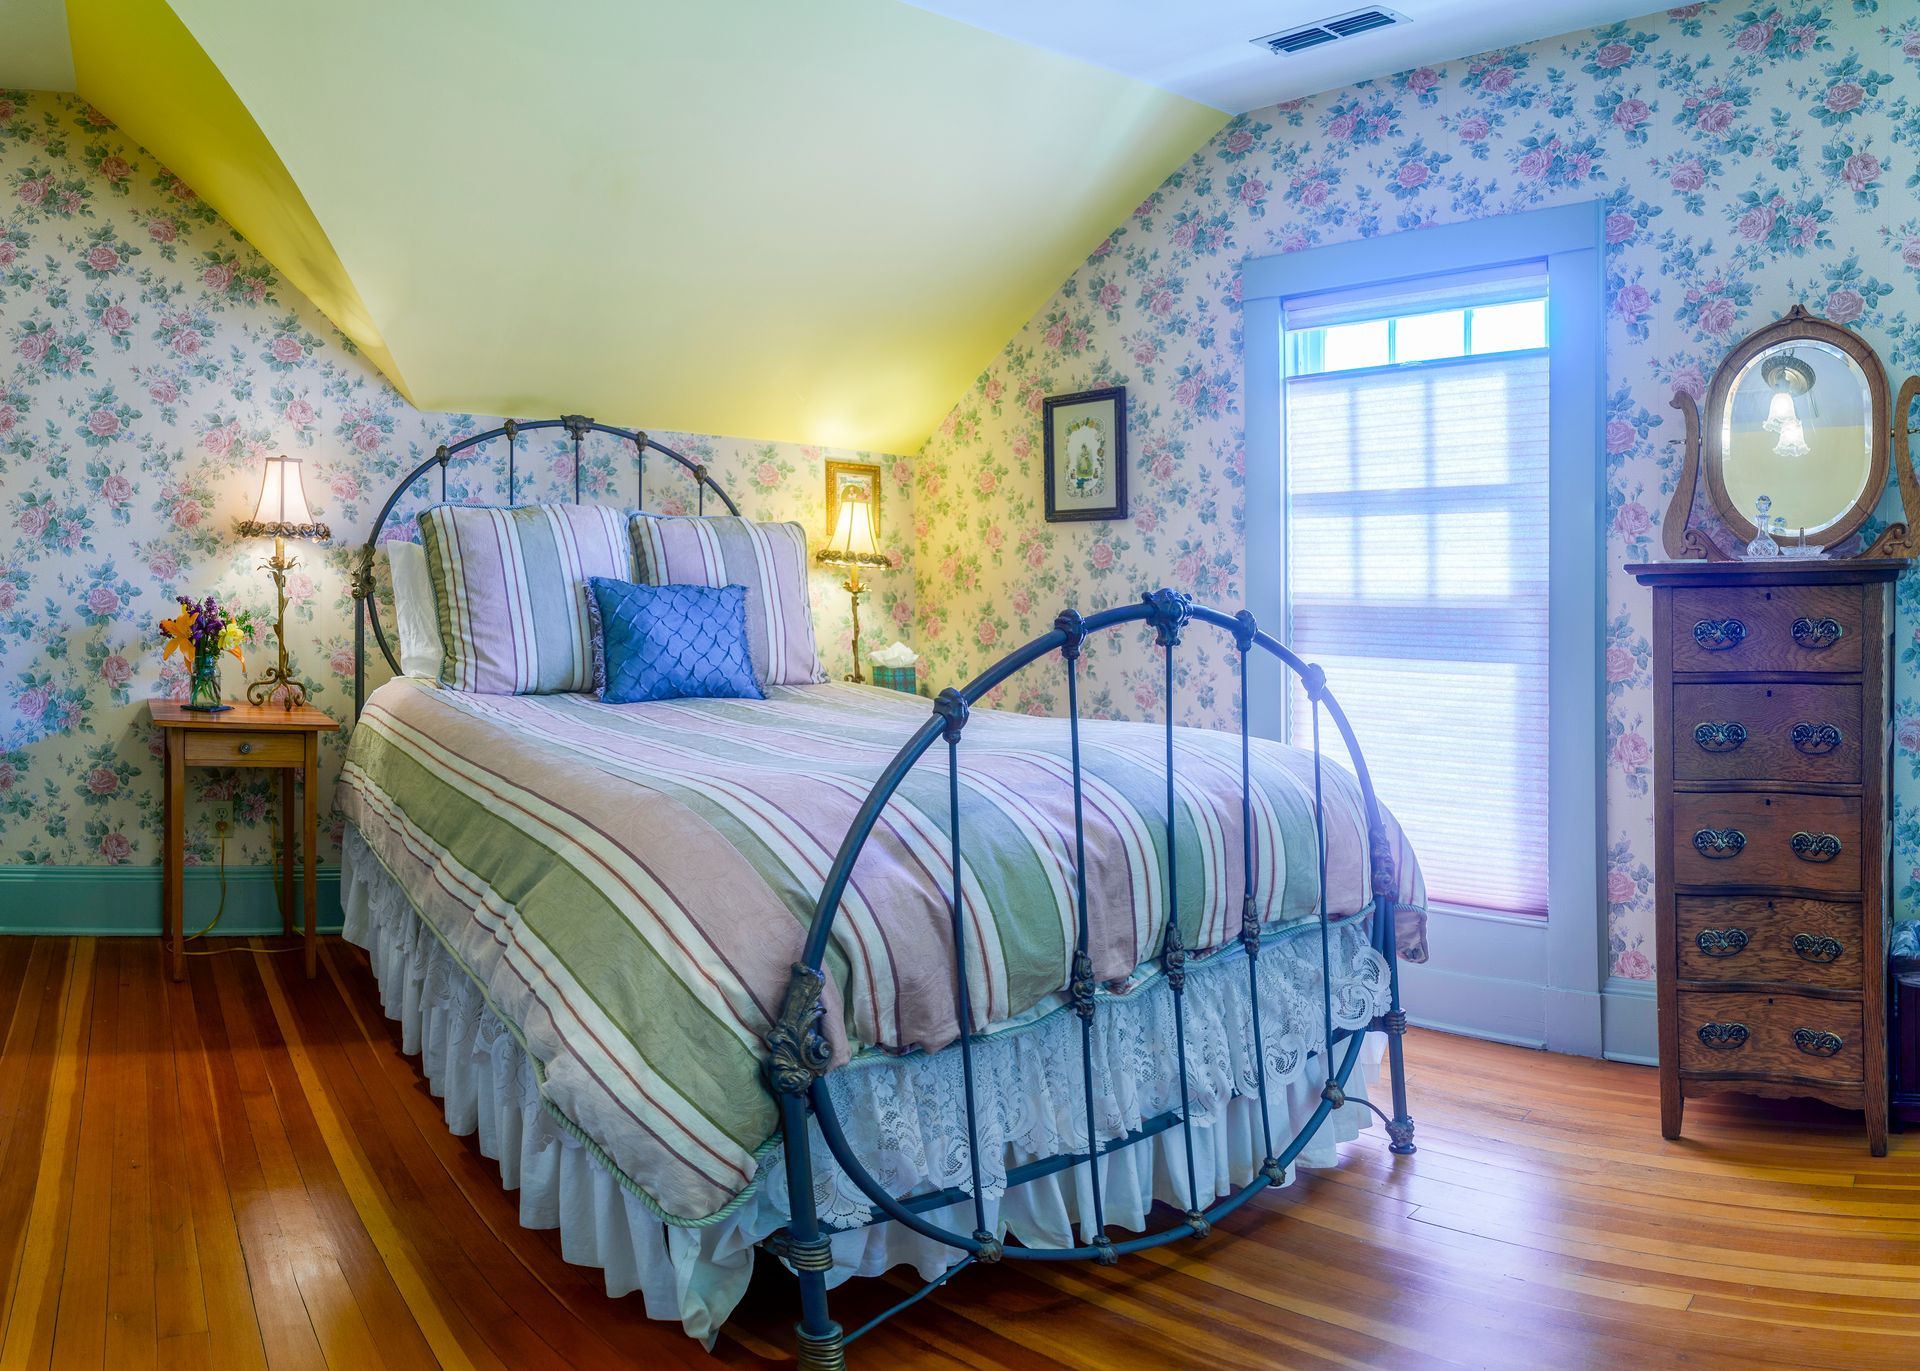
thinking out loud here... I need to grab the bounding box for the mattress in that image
[338,678,1423,1225]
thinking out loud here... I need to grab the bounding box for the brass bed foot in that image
[795,1323,848,1371]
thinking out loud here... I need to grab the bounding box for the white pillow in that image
[385,540,444,679]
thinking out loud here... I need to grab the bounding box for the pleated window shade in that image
[1285,270,1550,917]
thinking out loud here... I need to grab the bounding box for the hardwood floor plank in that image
[0,939,71,1330]
[49,937,124,1368]
[105,936,161,1371]
[6,939,1918,1370]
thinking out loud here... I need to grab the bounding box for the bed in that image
[343,419,1424,1364]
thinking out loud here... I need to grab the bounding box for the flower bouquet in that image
[160,595,257,712]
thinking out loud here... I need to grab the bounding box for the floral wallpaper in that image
[0,91,914,871]
[912,0,1920,979]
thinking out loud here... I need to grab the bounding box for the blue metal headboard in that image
[348,414,739,714]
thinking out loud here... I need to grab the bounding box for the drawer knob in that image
[1793,1027,1844,1057]
[1693,618,1747,651]
[1790,722,1842,755]
[1791,616,1843,650]
[1792,932,1844,963]
[1790,831,1841,863]
[1695,928,1750,957]
[1693,828,1746,859]
[1697,1022,1749,1050]
[238,741,253,755]
[1693,722,1748,753]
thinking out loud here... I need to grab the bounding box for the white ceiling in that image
[902,1,1667,112]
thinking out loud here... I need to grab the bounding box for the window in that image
[1284,264,1549,917]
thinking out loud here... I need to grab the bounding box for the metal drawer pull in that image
[1792,932,1843,963]
[1693,828,1746,858]
[1693,618,1747,651]
[1793,1028,1844,1057]
[1790,831,1841,863]
[1694,722,1748,752]
[1697,1022,1749,1050]
[238,741,253,755]
[1790,722,1842,754]
[1791,616,1843,650]
[1694,928,1750,957]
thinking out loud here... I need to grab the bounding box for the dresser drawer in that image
[1674,895,1862,989]
[1677,990,1863,1083]
[1672,792,1860,893]
[1672,682,1861,783]
[1670,584,1863,674]
[182,731,304,767]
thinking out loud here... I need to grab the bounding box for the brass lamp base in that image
[842,572,866,685]
[247,536,307,711]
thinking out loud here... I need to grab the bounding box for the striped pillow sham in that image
[419,502,634,694]
[629,514,827,686]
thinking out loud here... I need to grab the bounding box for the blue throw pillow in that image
[583,578,764,704]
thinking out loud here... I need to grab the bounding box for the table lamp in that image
[236,454,331,709]
[815,488,889,684]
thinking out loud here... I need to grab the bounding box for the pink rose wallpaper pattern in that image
[911,1,1920,979]
[0,92,913,870]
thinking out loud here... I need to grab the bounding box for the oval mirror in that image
[1704,307,1889,548]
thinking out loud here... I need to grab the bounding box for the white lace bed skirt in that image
[341,825,1391,1344]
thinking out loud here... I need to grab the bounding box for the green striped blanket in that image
[339,678,1423,1224]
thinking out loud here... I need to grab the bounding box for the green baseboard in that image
[0,864,343,936]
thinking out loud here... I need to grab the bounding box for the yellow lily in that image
[160,605,197,662]
[219,621,247,672]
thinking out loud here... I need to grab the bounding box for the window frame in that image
[1240,201,1607,1057]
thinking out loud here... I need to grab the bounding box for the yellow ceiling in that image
[60,0,1223,453]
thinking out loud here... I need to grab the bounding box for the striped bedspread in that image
[339,678,1423,1224]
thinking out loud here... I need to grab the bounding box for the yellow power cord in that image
[183,810,305,957]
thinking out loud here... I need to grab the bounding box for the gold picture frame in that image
[825,459,881,543]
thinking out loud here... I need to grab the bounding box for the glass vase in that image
[185,648,228,712]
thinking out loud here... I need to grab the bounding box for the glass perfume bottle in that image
[1745,495,1780,558]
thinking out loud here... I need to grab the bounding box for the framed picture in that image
[825,459,882,540]
[1043,385,1128,523]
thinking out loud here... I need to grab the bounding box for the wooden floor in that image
[1,938,1916,1371]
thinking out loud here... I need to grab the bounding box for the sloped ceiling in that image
[58,0,1225,453]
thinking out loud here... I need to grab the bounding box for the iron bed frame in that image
[347,421,1416,1370]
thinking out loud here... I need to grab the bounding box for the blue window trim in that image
[1240,200,1608,1057]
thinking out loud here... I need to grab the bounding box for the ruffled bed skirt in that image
[341,826,1390,1343]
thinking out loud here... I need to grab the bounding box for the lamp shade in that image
[818,490,888,568]
[237,454,331,540]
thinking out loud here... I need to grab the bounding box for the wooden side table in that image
[146,699,340,981]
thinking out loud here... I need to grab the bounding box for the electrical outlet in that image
[212,799,234,835]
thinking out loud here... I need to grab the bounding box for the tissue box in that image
[872,664,918,695]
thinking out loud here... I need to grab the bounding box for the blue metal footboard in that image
[761,588,1415,1369]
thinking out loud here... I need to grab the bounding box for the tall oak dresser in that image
[1627,558,1906,1155]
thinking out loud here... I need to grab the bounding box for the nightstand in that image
[145,699,340,981]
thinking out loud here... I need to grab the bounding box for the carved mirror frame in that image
[1663,304,1919,561]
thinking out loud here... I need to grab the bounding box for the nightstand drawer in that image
[1673,682,1861,784]
[1675,895,1862,989]
[1672,792,1860,893]
[182,731,303,767]
[1677,990,1863,1083]
[1670,584,1863,673]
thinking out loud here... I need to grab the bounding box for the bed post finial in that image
[1054,606,1086,661]
[1142,586,1192,647]
[764,963,831,1096]
[933,688,970,742]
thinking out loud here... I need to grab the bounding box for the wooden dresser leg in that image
[1867,1092,1888,1158]
[1661,1078,1683,1141]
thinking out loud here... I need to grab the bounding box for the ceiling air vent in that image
[1252,8,1407,55]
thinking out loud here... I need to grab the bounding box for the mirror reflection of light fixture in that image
[815,489,889,684]
[1761,352,1816,459]
[237,454,331,709]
